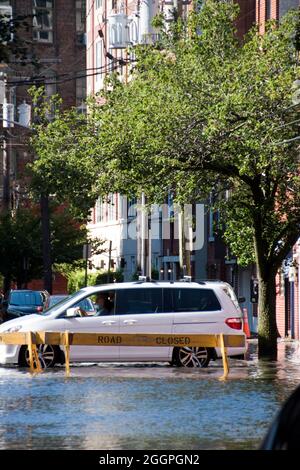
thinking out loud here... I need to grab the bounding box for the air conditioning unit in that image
[3,100,14,128]
[77,32,87,46]
[0,5,12,20]
[108,13,129,49]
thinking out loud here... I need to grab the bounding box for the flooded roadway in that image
[0,340,300,450]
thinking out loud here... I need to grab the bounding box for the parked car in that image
[46,295,96,315]
[0,290,49,322]
[0,280,246,368]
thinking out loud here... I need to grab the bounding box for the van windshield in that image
[41,291,84,316]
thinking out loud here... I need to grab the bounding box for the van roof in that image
[79,281,229,294]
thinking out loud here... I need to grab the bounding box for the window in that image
[76,0,86,32]
[162,289,173,313]
[76,0,86,44]
[167,191,174,218]
[95,197,104,223]
[173,288,221,312]
[95,40,103,82]
[116,288,163,315]
[107,193,115,220]
[76,75,86,111]
[266,0,271,20]
[43,71,56,119]
[96,0,102,9]
[128,197,137,218]
[33,0,53,43]
[45,73,56,98]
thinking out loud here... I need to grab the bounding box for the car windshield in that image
[41,291,84,316]
[49,295,66,307]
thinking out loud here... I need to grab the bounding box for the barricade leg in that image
[27,332,42,373]
[219,334,229,380]
[64,331,70,376]
[27,332,35,373]
[32,344,42,373]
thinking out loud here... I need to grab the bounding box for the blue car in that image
[0,290,49,322]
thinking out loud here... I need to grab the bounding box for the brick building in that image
[0,0,87,293]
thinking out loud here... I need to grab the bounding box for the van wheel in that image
[18,345,59,368]
[173,346,211,368]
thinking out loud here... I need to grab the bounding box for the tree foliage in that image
[0,206,99,288]
[0,12,35,65]
[27,1,300,357]
[29,88,100,221]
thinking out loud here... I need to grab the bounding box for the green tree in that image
[29,88,100,221]
[93,2,300,359]
[0,206,95,289]
[0,11,36,65]
[27,1,300,359]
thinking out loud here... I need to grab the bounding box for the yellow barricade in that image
[0,331,245,379]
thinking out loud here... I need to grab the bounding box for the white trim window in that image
[95,197,104,223]
[95,39,103,82]
[33,0,53,43]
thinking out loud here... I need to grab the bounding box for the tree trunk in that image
[257,272,277,360]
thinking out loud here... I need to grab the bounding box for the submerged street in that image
[0,341,299,450]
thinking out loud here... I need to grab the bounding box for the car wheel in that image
[18,344,59,369]
[173,346,211,368]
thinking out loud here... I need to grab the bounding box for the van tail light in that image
[225,317,242,330]
[36,306,43,313]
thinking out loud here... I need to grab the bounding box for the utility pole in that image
[178,204,186,278]
[2,128,11,212]
[140,192,146,276]
[2,89,14,213]
[148,226,152,279]
[1,78,13,293]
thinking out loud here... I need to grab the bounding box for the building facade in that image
[0,0,87,293]
[85,0,257,290]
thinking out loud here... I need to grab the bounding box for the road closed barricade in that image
[0,331,245,380]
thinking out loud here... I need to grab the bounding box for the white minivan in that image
[0,280,246,368]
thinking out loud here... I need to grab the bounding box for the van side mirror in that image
[238,297,246,303]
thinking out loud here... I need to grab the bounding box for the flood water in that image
[1,340,300,450]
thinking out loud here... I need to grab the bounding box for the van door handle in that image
[102,320,116,325]
[123,319,137,325]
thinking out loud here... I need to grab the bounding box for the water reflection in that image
[0,340,299,450]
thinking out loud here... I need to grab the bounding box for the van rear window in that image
[10,292,43,306]
[173,288,221,312]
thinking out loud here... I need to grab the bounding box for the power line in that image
[6,65,123,88]
[6,50,135,87]
[85,0,96,23]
